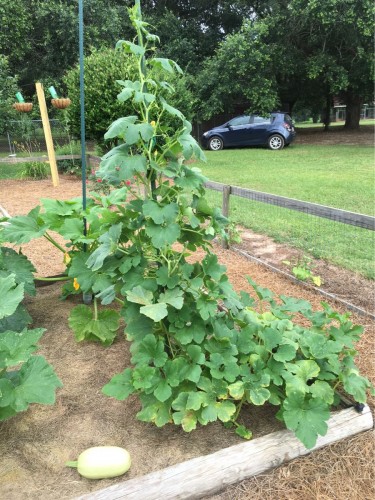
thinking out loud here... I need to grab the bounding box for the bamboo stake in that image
[35,82,59,187]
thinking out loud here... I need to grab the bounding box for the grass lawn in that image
[0,163,24,179]
[199,144,374,278]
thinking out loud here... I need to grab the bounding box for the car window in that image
[284,114,293,124]
[253,115,271,124]
[227,116,250,126]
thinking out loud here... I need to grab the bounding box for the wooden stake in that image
[35,82,59,187]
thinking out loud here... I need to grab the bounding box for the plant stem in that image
[35,275,70,281]
[159,320,175,358]
[232,395,246,422]
[93,297,98,320]
[44,232,66,253]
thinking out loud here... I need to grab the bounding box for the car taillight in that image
[283,122,292,131]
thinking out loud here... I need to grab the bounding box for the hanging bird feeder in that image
[49,86,71,109]
[13,92,33,112]
[51,98,71,109]
[13,102,33,112]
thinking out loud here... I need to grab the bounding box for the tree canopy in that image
[1,0,373,129]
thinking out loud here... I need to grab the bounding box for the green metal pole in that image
[79,0,87,217]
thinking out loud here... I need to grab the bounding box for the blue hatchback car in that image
[201,112,296,151]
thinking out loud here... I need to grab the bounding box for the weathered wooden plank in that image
[0,154,81,164]
[76,405,373,500]
[222,185,231,249]
[204,180,223,192]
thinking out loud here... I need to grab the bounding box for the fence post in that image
[222,185,231,249]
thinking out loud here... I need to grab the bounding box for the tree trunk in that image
[344,92,362,129]
[322,92,331,131]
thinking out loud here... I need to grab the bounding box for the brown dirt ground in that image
[0,146,374,499]
[295,124,374,146]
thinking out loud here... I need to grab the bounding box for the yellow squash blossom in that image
[73,278,80,291]
[63,252,71,265]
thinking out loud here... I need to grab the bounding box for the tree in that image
[0,56,19,136]
[194,0,374,128]
[0,1,134,90]
[270,0,374,128]
[193,20,281,119]
[142,1,258,70]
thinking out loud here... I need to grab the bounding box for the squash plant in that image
[2,2,373,448]
[0,246,62,421]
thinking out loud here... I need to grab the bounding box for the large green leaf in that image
[150,58,183,75]
[140,303,168,322]
[41,198,82,215]
[100,151,147,183]
[283,360,321,394]
[68,253,97,292]
[142,200,179,225]
[159,288,184,310]
[175,166,207,190]
[0,275,24,320]
[342,373,373,403]
[282,392,330,449]
[86,224,123,271]
[0,328,45,369]
[117,40,145,56]
[137,394,172,427]
[145,221,181,248]
[2,206,48,243]
[130,334,168,367]
[102,368,134,400]
[202,253,226,281]
[11,355,63,412]
[68,305,120,345]
[0,248,36,296]
[59,218,90,244]
[126,286,153,306]
[0,304,32,334]
[104,116,138,139]
[160,97,185,121]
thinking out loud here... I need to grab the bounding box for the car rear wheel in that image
[268,134,285,150]
[208,136,224,151]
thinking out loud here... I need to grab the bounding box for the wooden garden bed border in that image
[77,404,373,500]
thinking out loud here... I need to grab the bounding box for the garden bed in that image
[0,177,374,499]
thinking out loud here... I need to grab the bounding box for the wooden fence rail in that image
[205,180,375,231]
[0,154,81,164]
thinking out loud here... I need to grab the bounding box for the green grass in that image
[0,163,24,179]
[199,144,375,278]
[201,145,374,215]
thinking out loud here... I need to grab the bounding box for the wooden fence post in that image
[222,185,231,249]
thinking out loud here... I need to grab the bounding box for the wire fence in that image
[1,119,70,154]
[203,181,375,280]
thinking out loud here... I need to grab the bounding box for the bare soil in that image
[295,124,374,146]
[0,135,374,499]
